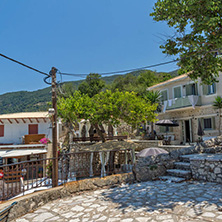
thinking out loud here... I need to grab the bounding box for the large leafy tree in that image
[151,0,222,84]
[78,73,105,97]
[58,90,157,142]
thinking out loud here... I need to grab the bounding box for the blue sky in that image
[0,0,178,95]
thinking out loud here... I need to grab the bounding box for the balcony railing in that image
[164,95,201,111]
[0,148,135,201]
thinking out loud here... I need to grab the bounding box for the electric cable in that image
[0,53,50,77]
[60,60,178,77]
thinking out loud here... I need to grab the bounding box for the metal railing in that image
[0,148,135,201]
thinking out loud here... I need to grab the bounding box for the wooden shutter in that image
[0,125,4,137]
[28,124,38,134]
[212,83,216,94]
[202,85,208,95]
[185,85,192,96]
[174,86,181,98]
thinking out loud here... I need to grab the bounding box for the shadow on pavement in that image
[101,180,222,216]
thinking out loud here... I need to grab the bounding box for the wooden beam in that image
[7,119,12,124]
[0,119,3,124]
[43,118,47,123]
[36,118,39,123]
[14,119,19,124]
[21,118,26,123]
[28,118,33,123]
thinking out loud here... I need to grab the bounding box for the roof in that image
[0,112,49,119]
[147,73,191,90]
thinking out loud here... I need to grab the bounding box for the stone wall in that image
[133,136,222,182]
[190,155,222,183]
[133,145,198,181]
[1,173,134,221]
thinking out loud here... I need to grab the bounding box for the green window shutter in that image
[202,85,208,95]
[161,90,168,101]
[186,85,192,96]
[212,83,216,94]
[212,117,216,129]
[174,86,181,98]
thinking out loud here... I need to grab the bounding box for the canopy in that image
[155,119,179,127]
[0,149,47,158]
[136,147,168,157]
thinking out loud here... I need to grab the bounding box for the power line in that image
[0,53,50,76]
[60,60,178,77]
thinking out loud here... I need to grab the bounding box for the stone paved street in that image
[15,180,222,222]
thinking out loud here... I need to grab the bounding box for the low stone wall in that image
[1,173,134,221]
[190,154,222,183]
[133,145,197,181]
[133,136,222,182]
[132,140,161,152]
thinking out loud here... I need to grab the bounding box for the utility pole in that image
[51,67,58,187]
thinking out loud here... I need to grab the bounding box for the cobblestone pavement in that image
[15,181,222,222]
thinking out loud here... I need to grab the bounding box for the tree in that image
[151,0,222,84]
[58,90,157,142]
[111,73,137,92]
[213,96,222,135]
[142,90,161,138]
[78,73,105,97]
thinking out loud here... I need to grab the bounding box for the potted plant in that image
[38,169,43,178]
[46,161,53,178]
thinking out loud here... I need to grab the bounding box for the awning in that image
[0,149,47,158]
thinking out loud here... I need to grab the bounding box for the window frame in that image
[160,89,169,103]
[28,124,39,135]
[172,85,182,99]
[0,125,4,137]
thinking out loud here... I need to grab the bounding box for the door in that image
[185,120,191,143]
[28,124,38,134]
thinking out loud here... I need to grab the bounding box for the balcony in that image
[164,95,202,111]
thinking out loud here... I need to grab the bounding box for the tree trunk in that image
[219,109,221,135]
[151,122,154,139]
[94,123,106,143]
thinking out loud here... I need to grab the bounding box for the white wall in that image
[0,120,52,144]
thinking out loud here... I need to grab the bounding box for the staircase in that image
[159,155,192,183]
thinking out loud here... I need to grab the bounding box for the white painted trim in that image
[172,85,182,99]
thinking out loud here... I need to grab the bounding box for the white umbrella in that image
[136,147,168,157]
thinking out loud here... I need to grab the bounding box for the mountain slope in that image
[0,69,178,114]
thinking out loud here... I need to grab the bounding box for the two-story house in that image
[147,73,222,144]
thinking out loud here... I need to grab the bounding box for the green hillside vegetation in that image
[0,69,178,114]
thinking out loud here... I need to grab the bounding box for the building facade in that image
[148,73,222,144]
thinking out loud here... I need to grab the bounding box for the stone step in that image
[179,155,191,162]
[159,176,186,183]
[166,169,192,179]
[174,162,191,170]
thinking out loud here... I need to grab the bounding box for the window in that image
[160,90,168,102]
[28,124,38,134]
[200,117,215,130]
[159,126,173,133]
[204,118,212,129]
[173,86,182,98]
[0,125,4,137]
[203,83,216,95]
[185,83,198,96]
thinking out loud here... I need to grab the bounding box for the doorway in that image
[185,120,191,143]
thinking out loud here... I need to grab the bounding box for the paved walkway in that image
[15,181,222,222]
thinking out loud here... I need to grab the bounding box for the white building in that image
[0,112,52,144]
